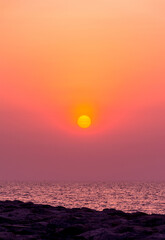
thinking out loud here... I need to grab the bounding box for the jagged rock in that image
[0,200,165,239]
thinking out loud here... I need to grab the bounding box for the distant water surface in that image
[0,182,165,214]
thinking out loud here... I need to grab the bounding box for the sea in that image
[0,182,165,214]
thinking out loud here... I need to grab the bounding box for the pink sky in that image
[0,0,165,180]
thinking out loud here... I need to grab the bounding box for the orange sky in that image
[0,0,165,180]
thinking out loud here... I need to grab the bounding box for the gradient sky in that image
[0,0,165,181]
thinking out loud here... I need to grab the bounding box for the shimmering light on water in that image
[0,182,165,214]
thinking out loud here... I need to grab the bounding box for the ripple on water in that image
[0,182,165,214]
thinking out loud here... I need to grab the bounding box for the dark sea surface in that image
[0,182,165,214]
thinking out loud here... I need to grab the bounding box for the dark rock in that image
[0,200,165,239]
[54,206,66,211]
[60,224,85,236]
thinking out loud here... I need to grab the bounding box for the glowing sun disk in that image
[77,115,91,128]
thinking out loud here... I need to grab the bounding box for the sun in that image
[77,115,91,128]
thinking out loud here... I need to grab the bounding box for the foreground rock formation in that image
[0,200,165,239]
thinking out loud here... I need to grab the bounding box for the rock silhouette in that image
[0,200,165,239]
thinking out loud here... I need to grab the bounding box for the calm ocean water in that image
[0,182,165,214]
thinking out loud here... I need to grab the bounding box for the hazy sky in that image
[0,0,165,181]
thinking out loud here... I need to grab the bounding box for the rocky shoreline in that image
[0,200,165,239]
